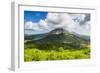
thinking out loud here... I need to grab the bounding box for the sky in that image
[24,11,48,23]
[24,11,90,36]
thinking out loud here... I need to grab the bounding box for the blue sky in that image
[24,11,48,23]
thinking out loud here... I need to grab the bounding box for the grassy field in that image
[24,44,90,62]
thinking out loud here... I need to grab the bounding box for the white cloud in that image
[25,13,90,36]
[45,13,75,31]
[46,13,61,24]
[25,21,40,31]
[69,14,90,36]
[71,14,86,22]
[73,21,90,36]
[38,20,49,29]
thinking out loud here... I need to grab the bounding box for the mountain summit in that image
[49,28,65,35]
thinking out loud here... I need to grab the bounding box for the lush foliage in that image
[24,45,90,62]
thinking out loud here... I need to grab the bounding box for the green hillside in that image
[24,28,90,62]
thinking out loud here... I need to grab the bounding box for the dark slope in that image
[25,28,90,50]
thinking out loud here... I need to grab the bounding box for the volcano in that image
[25,28,90,50]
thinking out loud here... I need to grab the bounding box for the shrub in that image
[24,45,90,61]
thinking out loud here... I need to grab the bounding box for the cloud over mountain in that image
[25,12,90,36]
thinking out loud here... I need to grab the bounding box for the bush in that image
[24,42,90,61]
[24,46,90,62]
[58,47,64,52]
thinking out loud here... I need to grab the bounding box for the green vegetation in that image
[24,44,90,62]
[24,28,90,62]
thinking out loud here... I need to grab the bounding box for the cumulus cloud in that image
[46,13,62,25]
[25,21,40,31]
[72,21,90,36]
[69,14,90,36]
[46,13,74,29]
[38,20,49,29]
[25,12,90,36]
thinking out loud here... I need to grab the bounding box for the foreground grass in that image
[24,46,90,62]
